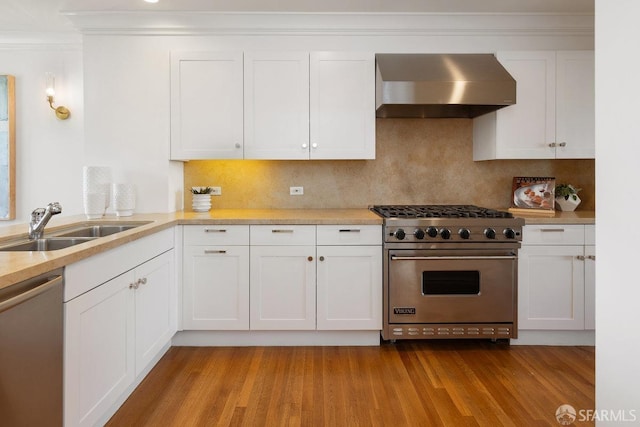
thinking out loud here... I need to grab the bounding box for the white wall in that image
[595,1,640,424]
[0,44,84,226]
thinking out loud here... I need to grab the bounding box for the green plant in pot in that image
[191,187,213,212]
[554,184,582,211]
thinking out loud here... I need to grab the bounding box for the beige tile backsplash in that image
[184,119,595,211]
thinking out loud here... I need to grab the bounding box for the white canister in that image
[112,183,136,217]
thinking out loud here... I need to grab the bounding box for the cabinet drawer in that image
[317,225,382,245]
[183,225,249,246]
[522,224,584,245]
[250,225,316,245]
[585,224,595,245]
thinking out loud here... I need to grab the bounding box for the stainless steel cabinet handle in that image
[204,250,227,254]
[540,228,565,233]
[204,228,227,233]
[0,275,62,313]
[272,229,294,233]
[339,229,361,233]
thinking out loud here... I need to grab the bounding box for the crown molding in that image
[61,11,594,37]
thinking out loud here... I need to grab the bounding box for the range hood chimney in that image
[375,54,516,119]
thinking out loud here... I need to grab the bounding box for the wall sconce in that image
[45,72,70,120]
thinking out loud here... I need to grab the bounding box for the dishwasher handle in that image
[0,275,63,314]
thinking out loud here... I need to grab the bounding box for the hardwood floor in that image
[107,341,595,426]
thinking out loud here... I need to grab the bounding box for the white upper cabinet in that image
[310,52,376,160]
[170,51,244,160]
[555,51,595,159]
[244,52,310,159]
[170,50,375,160]
[473,50,594,160]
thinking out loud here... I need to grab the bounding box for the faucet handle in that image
[48,202,63,214]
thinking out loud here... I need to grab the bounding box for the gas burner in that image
[370,205,513,219]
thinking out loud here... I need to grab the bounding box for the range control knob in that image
[440,228,452,240]
[459,228,471,239]
[426,226,438,238]
[484,228,497,239]
[414,229,425,240]
[394,229,406,240]
[503,228,516,239]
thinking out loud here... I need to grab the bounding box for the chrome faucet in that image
[28,202,62,240]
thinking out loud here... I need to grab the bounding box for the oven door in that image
[388,249,517,324]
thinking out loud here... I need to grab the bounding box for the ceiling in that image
[0,0,595,33]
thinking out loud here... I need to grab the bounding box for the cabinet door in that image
[64,272,135,427]
[494,51,557,159]
[310,52,375,159]
[134,251,175,376]
[316,245,382,330]
[250,245,316,329]
[183,245,249,330]
[170,51,244,160]
[244,52,310,159]
[556,51,595,159]
[518,245,585,330]
[584,245,596,330]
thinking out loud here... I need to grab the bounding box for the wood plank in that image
[107,341,595,426]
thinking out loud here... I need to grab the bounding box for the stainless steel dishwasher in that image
[0,269,63,427]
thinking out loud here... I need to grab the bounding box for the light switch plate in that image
[210,187,222,196]
[290,186,304,195]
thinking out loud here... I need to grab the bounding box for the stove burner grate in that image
[371,205,513,219]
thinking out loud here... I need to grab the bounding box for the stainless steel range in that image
[370,205,524,341]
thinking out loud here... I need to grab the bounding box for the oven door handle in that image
[390,255,517,261]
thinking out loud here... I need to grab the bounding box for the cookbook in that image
[509,176,555,213]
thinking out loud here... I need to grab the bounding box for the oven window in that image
[422,271,480,295]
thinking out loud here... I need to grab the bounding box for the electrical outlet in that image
[290,186,304,195]
[210,187,222,196]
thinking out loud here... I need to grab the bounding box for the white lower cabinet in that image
[250,225,317,330]
[64,230,175,427]
[182,224,382,333]
[518,224,594,331]
[182,225,250,329]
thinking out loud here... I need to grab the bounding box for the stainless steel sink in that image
[0,237,97,252]
[55,224,143,238]
[0,220,152,252]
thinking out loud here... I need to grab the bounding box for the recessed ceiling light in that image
[144,0,159,3]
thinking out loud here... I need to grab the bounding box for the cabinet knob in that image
[301,143,308,149]
[311,143,318,149]
[129,282,138,290]
[577,255,586,260]
[138,278,147,286]
[319,256,325,261]
[235,143,241,149]
[548,142,557,148]
[558,142,567,147]
[588,255,596,261]
[307,256,313,262]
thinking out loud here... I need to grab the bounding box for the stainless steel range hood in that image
[375,54,516,119]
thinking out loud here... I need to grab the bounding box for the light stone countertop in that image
[0,209,382,290]
[507,209,595,225]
